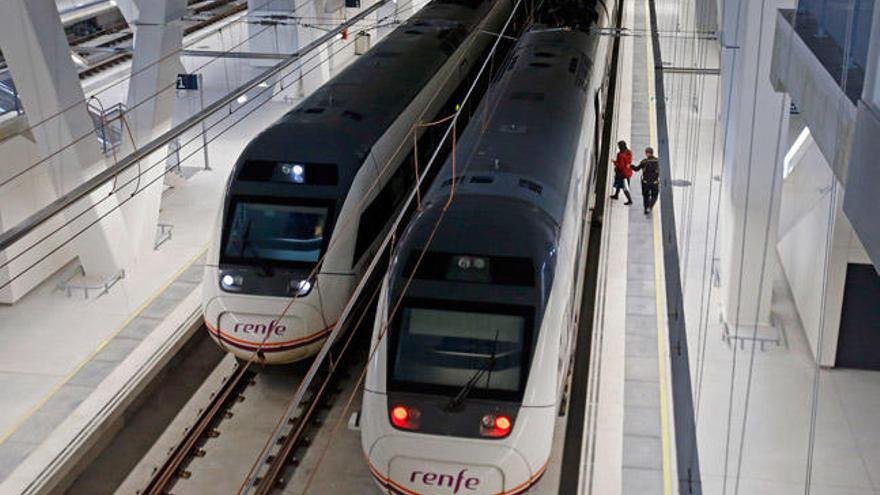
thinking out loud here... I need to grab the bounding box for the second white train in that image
[361,5,615,493]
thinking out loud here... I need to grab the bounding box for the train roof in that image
[424,28,597,225]
[232,0,496,189]
[392,28,603,301]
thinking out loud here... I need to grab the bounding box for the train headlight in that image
[389,405,420,430]
[291,278,313,297]
[480,414,513,437]
[281,163,306,183]
[220,273,243,291]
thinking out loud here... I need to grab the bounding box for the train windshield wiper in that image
[446,330,499,411]
[241,220,274,276]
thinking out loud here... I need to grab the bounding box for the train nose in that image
[205,295,330,358]
[369,436,533,495]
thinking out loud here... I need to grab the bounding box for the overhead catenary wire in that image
[677,0,713,295]
[690,0,724,421]
[719,12,762,495]
[802,1,861,490]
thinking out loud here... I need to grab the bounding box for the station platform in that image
[582,0,880,491]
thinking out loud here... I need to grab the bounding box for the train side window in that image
[353,161,416,263]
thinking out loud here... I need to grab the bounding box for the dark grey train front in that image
[362,16,615,494]
[202,0,515,364]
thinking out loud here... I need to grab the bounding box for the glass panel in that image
[793,0,874,101]
[223,202,327,264]
[391,306,528,396]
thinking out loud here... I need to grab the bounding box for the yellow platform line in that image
[0,244,208,445]
[643,0,675,492]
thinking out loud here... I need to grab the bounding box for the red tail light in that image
[390,405,420,429]
[481,414,513,437]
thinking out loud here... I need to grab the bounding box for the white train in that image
[202,0,514,364]
[360,7,615,493]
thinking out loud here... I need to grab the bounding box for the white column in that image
[776,129,848,366]
[306,0,334,93]
[247,0,332,97]
[374,0,398,41]
[863,0,880,107]
[247,0,301,98]
[0,0,132,293]
[718,0,794,331]
[114,0,187,256]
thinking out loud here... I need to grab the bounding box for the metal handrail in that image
[0,0,389,253]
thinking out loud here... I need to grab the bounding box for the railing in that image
[0,77,23,120]
[87,99,127,155]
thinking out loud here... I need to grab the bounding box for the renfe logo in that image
[232,320,287,336]
[410,469,480,493]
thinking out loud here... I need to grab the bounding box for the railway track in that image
[141,363,259,495]
[75,0,247,80]
[140,292,374,495]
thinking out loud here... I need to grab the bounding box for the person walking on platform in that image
[610,140,633,205]
[632,146,660,215]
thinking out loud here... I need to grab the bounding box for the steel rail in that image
[142,360,256,495]
[0,0,389,254]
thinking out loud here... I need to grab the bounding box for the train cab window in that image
[222,201,330,266]
[389,299,533,401]
[236,161,338,185]
[404,251,535,286]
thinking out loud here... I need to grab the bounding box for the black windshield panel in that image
[404,251,536,286]
[389,298,533,402]
[221,200,332,268]
[237,161,338,185]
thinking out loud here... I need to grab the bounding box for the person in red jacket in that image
[610,140,633,205]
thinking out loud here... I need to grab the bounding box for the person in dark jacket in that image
[632,146,660,214]
[610,140,633,205]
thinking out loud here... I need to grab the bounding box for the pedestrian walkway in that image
[583,0,678,492]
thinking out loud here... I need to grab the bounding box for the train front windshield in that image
[389,299,533,401]
[222,201,328,266]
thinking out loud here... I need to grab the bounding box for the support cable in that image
[803,0,860,490]
[719,0,764,487]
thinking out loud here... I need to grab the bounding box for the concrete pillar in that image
[246,0,332,97]
[0,0,131,287]
[717,0,794,332]
[374,0,398,41]
[115,0,187,256]
[863,0,880,107]
[777,129,848,366]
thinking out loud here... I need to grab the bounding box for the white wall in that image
[0,124,79,303]
[776,128,870,366]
